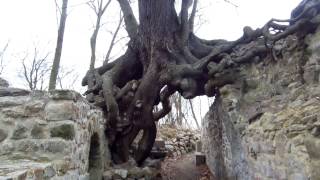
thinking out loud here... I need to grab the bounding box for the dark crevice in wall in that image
[89,133,103,180]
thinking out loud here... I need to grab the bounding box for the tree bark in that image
[49,0,68,90]
[82,0,320,165]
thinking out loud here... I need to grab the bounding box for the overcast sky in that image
[0,0,301,88]
[0,0,301,125]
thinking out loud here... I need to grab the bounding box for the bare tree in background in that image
[88,0,112,69]
[188,99,200,129]
[160,93,200,129]
[0,42,9,75]
[49,0,68,90]
[104,11,124,64]
[57,67,79,90]
[20,48,51,90]
[86,0,125,102]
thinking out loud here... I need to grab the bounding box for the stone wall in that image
[157,125,200,157]
[0,84,110,179]
[202,27,320,179]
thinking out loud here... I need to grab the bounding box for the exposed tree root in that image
[82,0,320,165]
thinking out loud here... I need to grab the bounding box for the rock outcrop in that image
[202,23,320,179]
[0,88,110,179]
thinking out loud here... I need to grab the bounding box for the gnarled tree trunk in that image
[82,0,320,165]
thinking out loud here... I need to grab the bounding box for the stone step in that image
[0,159,56,179]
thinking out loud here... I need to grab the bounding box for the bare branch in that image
[20,47,51,90]
[104,12,124,64]
[188,99,200,129]
[153,86,175,121]
[0,41,9,75]
[88,0,113,69]
[57,66,77,89]
[223,0,239,8]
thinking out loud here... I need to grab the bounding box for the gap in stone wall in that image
[89,133,103,180]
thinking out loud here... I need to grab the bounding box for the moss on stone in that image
[11,125,28,140]
[50,124,75,140]
[31,125,46,139]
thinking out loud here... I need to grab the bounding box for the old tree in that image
[82,0,320,165]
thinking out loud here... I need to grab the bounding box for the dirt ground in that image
[161,153,214,180]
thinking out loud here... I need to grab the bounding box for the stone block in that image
[45,101,76,121]
[31,124,46,139]
[127,167,144,179]
[113,169,128,179]
[0,128,8,142]
[11,124,28,140]
[2,106,28,118]
[196,140,202,152]
[103,171,113,180]
[24,100,46,116]
[0,96,29,108]
[0,87,30,97]
[49,90,79,101]
[44,166,56,178]
[195,152,206,166]
[50,123,75,140]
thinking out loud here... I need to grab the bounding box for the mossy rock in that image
[31,125,46,139]
[50,124,75,140]
[11,125,28,140]
[0,128,8,142]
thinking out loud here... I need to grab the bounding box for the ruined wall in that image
[0,82,110,179]
[202,27,320,179]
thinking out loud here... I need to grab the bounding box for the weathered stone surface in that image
[0,87,30,97]
[11,124,28,140]
[45,100,77,121]
[0,95,30,108]
[103,166,161,180]
[49,90,79,101]
[113,169,128,179]
[50,123,75,140]
[0,77,9,87]
[196,140,202,152]
[31,124,46,139]
[0,129,7,142]
[202,29,320,180]
[157,126,200,158]
[0,89,109,179]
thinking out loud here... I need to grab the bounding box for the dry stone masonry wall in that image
[202,26,320,179]
[0,82,109,180]
[157,126,200,158]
